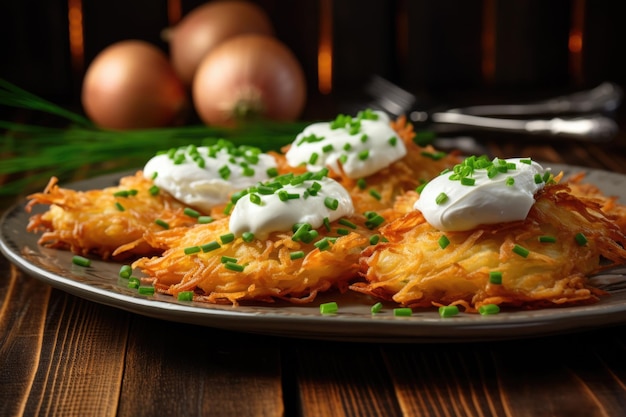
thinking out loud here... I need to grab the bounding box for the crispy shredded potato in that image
[132,216,374,305]
[352,182,626,312]
[25,172,211,259]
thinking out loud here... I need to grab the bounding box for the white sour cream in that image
[143,142,277,213]
[414,157,548,231]
[229,175,354,239]
[285,110,407,179]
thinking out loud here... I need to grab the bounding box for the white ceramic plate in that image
[2,165,626,343]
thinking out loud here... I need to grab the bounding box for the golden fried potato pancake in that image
[566,172,626,234]
[132,215,376,305]
[352,183,626,312]
[26,172,211,259]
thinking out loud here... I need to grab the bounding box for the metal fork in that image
[362,76,622,142]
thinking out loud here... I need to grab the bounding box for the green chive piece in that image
[438,235,450,249]
[314,238,331,251]
[534,173,544,184]
[290,251,305,260]
[320,302,338,315]
[114,202,125,211]
[460,177,476,186]
[149,185,160,196]
[184,207,200,218]
[575,232,588,246]
[388,136,397,146]
[438,305,459,318]
[358,150,370,161]
[266,167,279,177]
[220,233,235,244]
[127,277,140,289]
[198,216,214,224]
[505,177,515,186]
[324,197,339,210]
[201,241,221,252]
[155,219,169,229]
[539,235,557,243]
[356,178,367,190]
[416,183,427,194]
[224,262,245,272]
[242,232,255,242]
[364,213,385,229]
[489,271,503,285]
[371,302,383,314]
[72,255,91,267]
[369,189,382,200]
[249,193,262,205]
[119,265,132,279]
[393,307,412,317]
[184,246,201,255]
[435,192,449,205]
[220,256,238,264]
[520,158,532,165]
[177,291,194,301]
[478,304,501,315]
[512,244,530,258]
[138,286,155,296]
[336,228,350,236]
[369,234,380,245]
[338,218,357,229]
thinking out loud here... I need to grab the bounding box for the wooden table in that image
[2,122,626,417]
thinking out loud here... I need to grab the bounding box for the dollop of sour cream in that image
[229,172,354,239]
[285,109,407,179]
[143,141,277,213]
[414,157,549,231]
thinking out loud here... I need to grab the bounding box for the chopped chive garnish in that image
[489,271,503,285]
[338,218,357,229]
[539,235,557,243]
[314,238,331,251]
[320,302,338,315]
[155,219,169,229]
[115,202,125,211]
[292,223,312,241]
[416,183,427,194]
[371,302,383,314]
[198,216,214,224]
[438,235,450,249]
[520,158,532,165]
[512,244,530,258]
[149,185,160,196]
[72,255,91,267]
[309,152,319,164]
[388,136,397,146]
[505,177,515,186]
[184,246,201,255]
[575,232,588,246]
[138,286,155,296]
[324,197,339,210]
[358,150,370,161]
[177,291,194,301]
[119,265,132,279]
[336,228,350,236]
[356,178,367,190]
[290,251,305,260]
[201,241,221,252]
[364,213,385,229]
[127,277,140,289]
[220,233,235,244]
[460,177,476,186]
[435,192,449,205]
[220,256,238,264]
[438,305,459,318]
[184,207,200,218]
[266,167,279,177]
[223,202,234,215]
[224,262,245,272]
[478,304,501,315]
[242,232,255,242]
[534,173,543,184]
[249,193,262,205]
[369,189,382,200]
[369,234,380,245]
[393,307,412,317]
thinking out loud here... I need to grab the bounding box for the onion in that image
[168,0,274,86]
[82,40,187,130]
[192,34,307,127]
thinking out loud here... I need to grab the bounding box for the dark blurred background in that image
[1,0,626,120]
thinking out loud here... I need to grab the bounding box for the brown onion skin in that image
[169,0,274,86]
[82,40,187,130]
[192,34,307,127]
